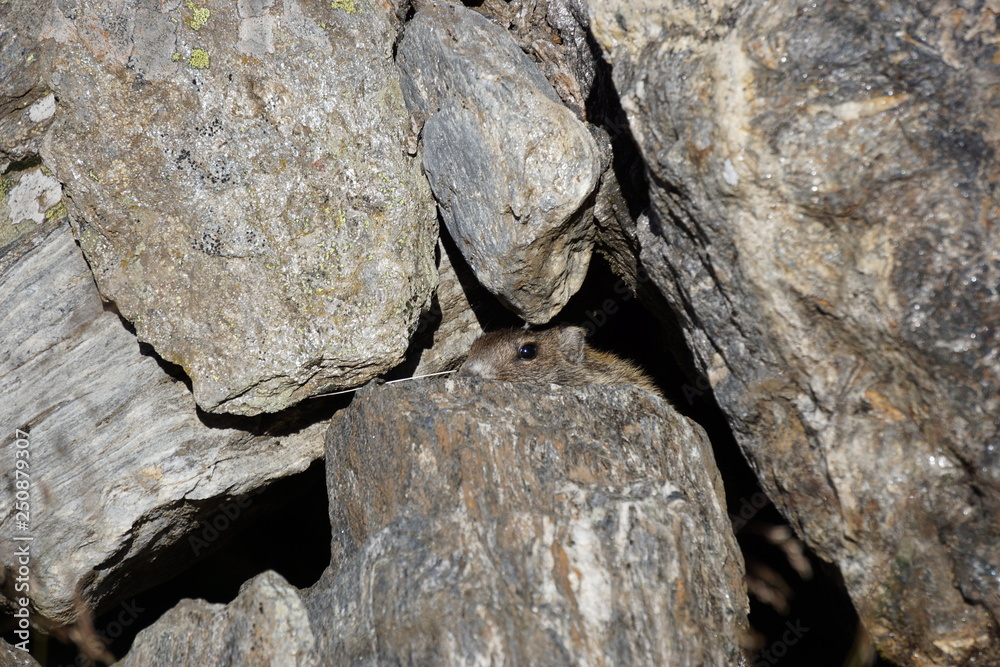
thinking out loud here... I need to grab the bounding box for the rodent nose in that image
[458,357,489,378]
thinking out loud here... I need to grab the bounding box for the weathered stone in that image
[40,0,438,415]
[0,640,40,667]
[398,0,601,324]
[0,165,63,250]
[0,223,325,624]
[464,0,597,116]
[456,0,650,294]
[1,0,60,250]
[307,379,749,664]
[588,0,1000,662]
[118,570,317,666]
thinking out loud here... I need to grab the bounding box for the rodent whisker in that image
[312,369,457,398]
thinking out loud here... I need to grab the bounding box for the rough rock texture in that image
[0,222,325,624]
[588,1,1000,663]
[40,0,438,415]
[0,164,63,249]
[0,0,51,167]
[307,379,748,664]
[0,0,61,250]
[0,640,40,667]
[465,0,598,116]
[398,1,601,324]
[118,570,317,666]
[462,0,651,293]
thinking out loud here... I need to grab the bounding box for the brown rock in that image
[588,0,1000,662]
[308,378,749,664]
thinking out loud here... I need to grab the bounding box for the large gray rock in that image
[109,379,748,665]
[0,222,325,624]
[588,0,1000,663]
[307,379,749,664]
[456,0,650,293]
[40,0,438,415]
[118,571,317,666]
[398,1,601,324]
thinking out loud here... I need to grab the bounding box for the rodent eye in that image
[517,342,538,360]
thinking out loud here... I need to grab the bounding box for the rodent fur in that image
[459,325,659,394]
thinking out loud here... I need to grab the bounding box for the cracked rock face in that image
[82,378,748,665]
[398,0,601,324]
[41,0,438,415]
[588,0,1000,662]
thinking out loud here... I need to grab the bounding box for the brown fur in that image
[459,325,659,395]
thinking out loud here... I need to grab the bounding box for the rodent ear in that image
[558,326,587,364]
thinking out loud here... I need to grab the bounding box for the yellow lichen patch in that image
[188,49,210,69]
[185,0,210,30]
[172,52,184,62]
[331,0,356,13]
[44,199,68,222]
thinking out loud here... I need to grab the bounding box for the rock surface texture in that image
[100,380,748,665]
[0,640,40,667]
[0,0,61,250]
[40,0,438,415]
[118,570,317,666]
[398,1,601,324]
[0,222,325,624]
[588,0,1000,663]
[307,379,748,664]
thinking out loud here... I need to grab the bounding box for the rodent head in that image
[458,325,588,385]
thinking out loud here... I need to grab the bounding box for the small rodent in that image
[459,325,660,395]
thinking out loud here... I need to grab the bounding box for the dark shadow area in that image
[1,154,44,174]
[583,32,650,221]
[7,460,331,666]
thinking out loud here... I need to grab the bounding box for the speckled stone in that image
[41,0,438,415]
